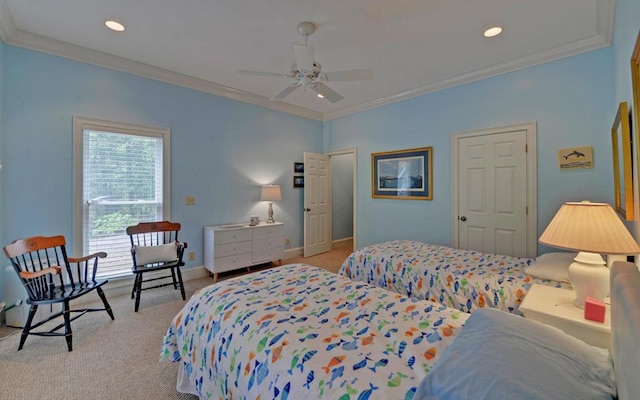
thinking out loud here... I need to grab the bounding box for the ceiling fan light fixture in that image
[484,26,502,38]
[105,20,125,32]
[296,21,316,38]
[237,20,373,104]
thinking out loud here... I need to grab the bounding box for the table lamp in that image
[539,201,640,308]
[261,184,282,224]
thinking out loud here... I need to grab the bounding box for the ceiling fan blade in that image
[293,44,314,71]
[269,84,300,102]
[237,70,292,79]
[312,82,344,103]
[324,69,374,82]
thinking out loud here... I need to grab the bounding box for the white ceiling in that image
[0,0,613,121]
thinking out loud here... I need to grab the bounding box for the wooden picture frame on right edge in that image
[632,30,640,216]
[612,102,633,220]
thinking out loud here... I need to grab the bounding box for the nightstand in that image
[520,284,611,350]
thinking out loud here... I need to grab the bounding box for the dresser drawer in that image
[214,253,253,273]
[214,229,252,245]
[253,225,284,240]
[253,246,284,264]
[215,241,252,257]
[253,237,282,252]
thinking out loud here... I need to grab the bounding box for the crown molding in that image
[323,33,611,121]
[1,26,323,121]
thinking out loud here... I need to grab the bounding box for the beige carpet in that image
[0,243,354,399]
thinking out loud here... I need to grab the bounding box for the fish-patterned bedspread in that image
[339,240,571,315]
[161,263,468,400]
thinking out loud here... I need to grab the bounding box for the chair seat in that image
[29,280,109,305]
[132,260,184,273]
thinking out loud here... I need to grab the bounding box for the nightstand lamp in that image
[261,184,282,224]
[539,201,640,308]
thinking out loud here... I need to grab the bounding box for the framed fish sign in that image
[557,146,593,170]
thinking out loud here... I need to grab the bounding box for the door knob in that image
[460,216,467,221]
[305,208,311,212]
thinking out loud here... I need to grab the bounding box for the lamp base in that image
[568,251,609,309]
[266,202,275,224]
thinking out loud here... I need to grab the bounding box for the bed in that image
[160,263,468,399]
[339,240,572,315]
[161,260,640,400]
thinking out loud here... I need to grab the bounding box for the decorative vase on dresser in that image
[204,222,284,282]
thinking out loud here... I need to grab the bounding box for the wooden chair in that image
[3,235,114,351]
[126,221,187,312]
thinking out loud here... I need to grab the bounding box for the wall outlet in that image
[185,196,196,206]
[285,236,291,246]
[188,251,195,261]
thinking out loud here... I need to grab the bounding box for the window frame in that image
[72,116,171,274]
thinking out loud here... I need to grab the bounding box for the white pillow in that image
[415,308,615,400]
[523,251,576,283]
[134,243,178,265]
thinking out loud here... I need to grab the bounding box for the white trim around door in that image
[451,122,537,258]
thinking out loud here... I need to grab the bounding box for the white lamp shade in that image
[261,185,282,202]
[539,201,640,255]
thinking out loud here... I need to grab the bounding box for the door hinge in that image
[525,144,528,153]
[526,206,528,215]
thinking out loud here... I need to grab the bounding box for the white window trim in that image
[72,116,171,258]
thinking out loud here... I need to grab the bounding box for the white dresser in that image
[204,222,284,282]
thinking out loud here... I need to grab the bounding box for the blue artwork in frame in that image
[371,147,433,200]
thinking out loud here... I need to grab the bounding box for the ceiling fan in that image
[237,21,374,103]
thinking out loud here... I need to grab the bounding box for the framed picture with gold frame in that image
[632,30,640,211]
[371,146,432,200]
[612,101,633,220]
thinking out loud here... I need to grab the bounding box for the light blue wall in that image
[0,45,322,301]
[324,48,615,251]
[331,153,353,240]
[613,0,640,104]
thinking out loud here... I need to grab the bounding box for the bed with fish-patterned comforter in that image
[339,240,571,315]
[161,263,468,400]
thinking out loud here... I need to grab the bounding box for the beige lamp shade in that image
[539,201,640,255]
[261,185,282,202]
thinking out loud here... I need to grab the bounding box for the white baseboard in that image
[332,236,354,248]
[284,248,303,259]
[283,236,353,259]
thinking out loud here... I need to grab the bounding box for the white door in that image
[304,152,332,257]
[455,128,531,257]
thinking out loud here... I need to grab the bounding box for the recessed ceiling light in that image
[484,26,502,38]
[105,20,125,32]
[317,94,324,99]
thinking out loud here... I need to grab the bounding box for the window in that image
[73,117,170,278]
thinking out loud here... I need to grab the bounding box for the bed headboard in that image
[611,261,640,400]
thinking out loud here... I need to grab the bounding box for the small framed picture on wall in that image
[294,162,304,173]
[293,176,304,188]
